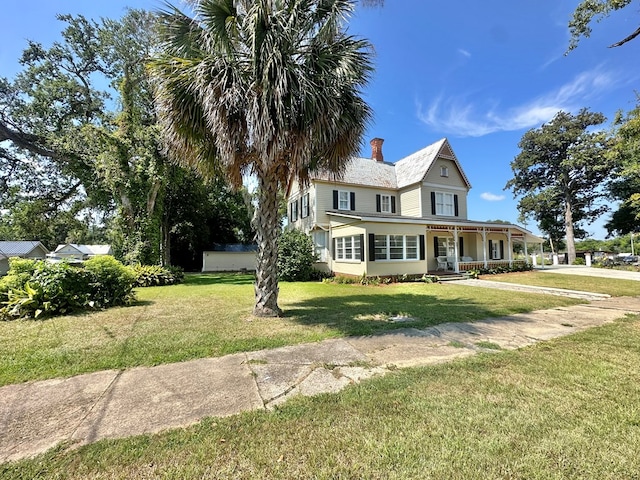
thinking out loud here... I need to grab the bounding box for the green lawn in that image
[484,271,640,296]
[3,316,639,479]
[0,273,583,386]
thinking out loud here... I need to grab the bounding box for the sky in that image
[1,0,638,239]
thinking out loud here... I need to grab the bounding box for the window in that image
[313,231,327,262]
[440,166,449,177]
[435,236,454,257]
[435,192,455,216]
[339,191,350,210]
[374,235,419,261]
[381,194,391,213]
[489,240,504,260]
[333,190,355,211]
[290,200,299,222]
[335,235,361,261]
[302,193,309,218]
[376,194,396,213]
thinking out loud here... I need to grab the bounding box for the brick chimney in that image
[370,138,384,162]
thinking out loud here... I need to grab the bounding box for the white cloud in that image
[480,192,506,202]
[417,67,617,137]
[458,48,471,58]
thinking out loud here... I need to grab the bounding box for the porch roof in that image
[325,211,545,243]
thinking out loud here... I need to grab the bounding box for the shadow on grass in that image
[284,293,498,337]
[184,273,255,286]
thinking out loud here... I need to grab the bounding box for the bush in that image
[0,256,136,321]
[84,256,136,307]
[132,264,184,287]
[572,257,586,265]
[469,262,534,277]
[278,229,318,282]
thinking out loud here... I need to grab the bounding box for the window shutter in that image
[350,192,356,211]
[459,236,464,256]
[500,240,504,260]
[360,234,365,262]
[368,233,375,262]
[489,240,493,260]
[288,202,292,222]
[333,190,338,209]
[454,195,459,217]
[431,192,436,215]
[333,238,337,260]
[434,236,439,258]
[391,196,396,213]
[297,199,301,221]
[376,194,381,212]
[419,235,426,260]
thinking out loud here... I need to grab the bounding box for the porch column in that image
[507,231,512,266]
[540,242,545,269]
[482,228,488,268]
[523,238,529,265]
[453,227,459,273]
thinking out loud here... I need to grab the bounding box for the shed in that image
[202,244,258,272]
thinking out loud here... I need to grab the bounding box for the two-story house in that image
[287,138,543,277]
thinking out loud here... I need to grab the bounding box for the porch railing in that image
[457,260,527,271]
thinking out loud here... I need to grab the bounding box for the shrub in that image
[472,262,534,276]
[0,256,136,321]
[572,257,586,265]
[132,264,184,287]
[84,256,136,307]
[278,229,318,281]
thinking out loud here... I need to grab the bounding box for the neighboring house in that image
[287,137,544,276]
[0,241,50,275]
[202,244,258,272]
[51,244,113,261]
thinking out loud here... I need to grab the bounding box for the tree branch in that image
[609,25,640,48]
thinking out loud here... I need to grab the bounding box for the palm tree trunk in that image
[253,173,283,317]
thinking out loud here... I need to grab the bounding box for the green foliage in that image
[568,0,637,50]
[506,109,614,263]
[572,257,586,265]
[0,257,135,321]
[278,229,318,282]
[132,264,185,287]
[469,263,534,277]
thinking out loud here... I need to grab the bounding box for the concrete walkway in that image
[535,264,640,281]
[2,294,640,464]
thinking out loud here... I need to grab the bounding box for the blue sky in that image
[1,0,638,239]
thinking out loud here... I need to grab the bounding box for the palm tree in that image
[150,0,373,316]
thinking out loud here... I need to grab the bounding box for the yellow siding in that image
[421,186,469,220]
[399,186,421,217]
[314,182,398,224]
[424,157,466,187]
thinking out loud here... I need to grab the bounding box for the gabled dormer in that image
[394,138,472,220]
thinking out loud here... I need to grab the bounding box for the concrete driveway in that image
[535,265,640,282]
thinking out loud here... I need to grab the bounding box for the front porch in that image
[432,259,529,274]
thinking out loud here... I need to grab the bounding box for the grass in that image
[482,271,640,296]
[0,273,583,387]
[3,315,639,479]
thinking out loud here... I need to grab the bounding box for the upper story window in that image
[290,199,299,222]
[440,166,449,177]
[376,194,396,214]
[301,193,309,218]
[435,192,455,216]
[430,191,459,217]
[333,190,355,211]
[338,191,350,210]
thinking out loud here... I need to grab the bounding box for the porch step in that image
[435,273,469,282]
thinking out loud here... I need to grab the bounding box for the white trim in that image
[422,182,467,192]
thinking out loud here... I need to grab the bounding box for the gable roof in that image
[395,138,472,189]
[311,156,397,189]
[307,138,471,191]
[54,244,112,255]
[0,241,49,257]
